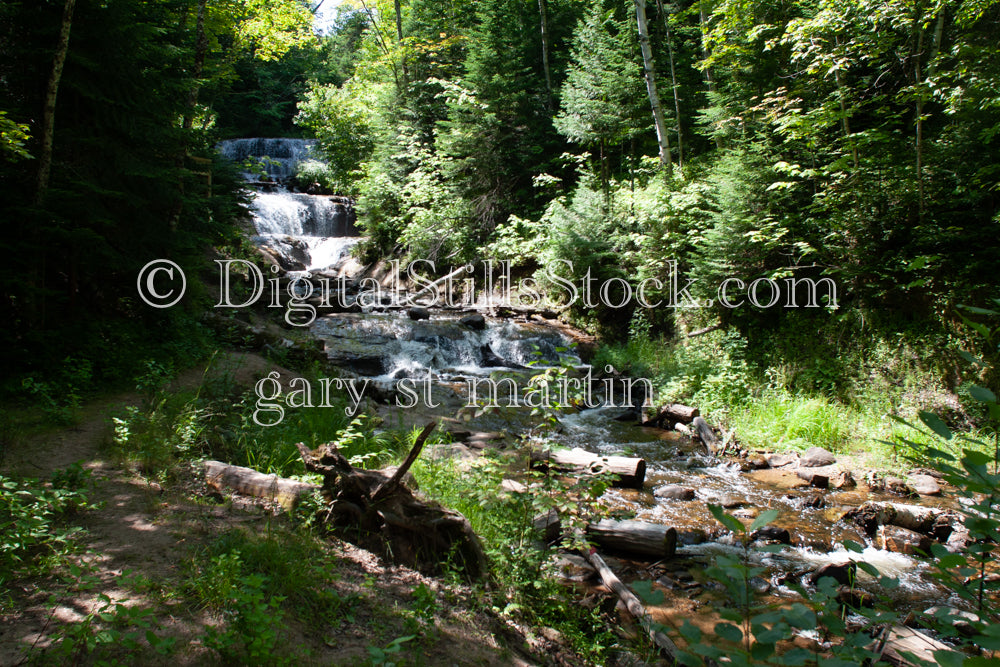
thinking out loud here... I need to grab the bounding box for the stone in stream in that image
[907,474,942,496]
[459,313,487,330]
[766,453,799,468]
[795,470,830,489]
[885,477,917,496]
[831,470,856,490]
[800,447,837,468]
[654,484,696,501]
[809,562,858,587]
[407,306,431,320]
[879,525,932,555]
[752,526,791,544]
[748,468,811,490]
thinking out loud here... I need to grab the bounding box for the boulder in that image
[832,470,856,490]
[748,468,811,490]
[766,453,799,468]
[907,474,942,497]
[800,447,837,468]
[459,313,487,330]
[654,484,696,501]
[809,561,858,587]
[796,470,830,489]
[880,525,932,555]
[752,526,791,544]
[407,306,431,320]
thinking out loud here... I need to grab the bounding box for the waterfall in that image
[217,137,361,272]
[217,138,317,181]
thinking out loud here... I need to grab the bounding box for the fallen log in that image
[587,520,677,560]
[583,547,680,661]
[530,447,646,489]
[692,416,719,455]
[295,421,488,579]
[651,403,700,425]
[204,460,318,511]
[844,501,959,538]
[872,625,959,667]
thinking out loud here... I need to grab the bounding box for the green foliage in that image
[0,466,96,587]
[295,80,377,192]
[412,452,616,661]
[0,110,31,162]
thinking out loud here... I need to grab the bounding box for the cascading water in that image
[217,137,360,271]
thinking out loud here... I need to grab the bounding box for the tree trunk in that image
[182,0,208,131]
[538,0,554,111]
[531,447,647,488]
[698,1,723,149]
[691,416,719,454]
[204,460,319,511]
[35,0,77,206]
[633,0,672,174]
[642,402,700,426]
[394,0,409,87]
[656,0,684,170]
[587,519,677,559]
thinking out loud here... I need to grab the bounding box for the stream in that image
[219,138,968,636]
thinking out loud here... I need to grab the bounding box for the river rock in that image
[809,562,857,586]
[654,484,696,501]
[832,470,856,489]
[766,453,799,468]
[800,447,836,468]
[885,477,917,496]
[407,306,431,320]
[907,474,942,496]
[880,525,932,555]
[747,454,769,470]
[459,313,487,330]
[796,470,830,489]
[748,468,811,490]
[752,526,791,544]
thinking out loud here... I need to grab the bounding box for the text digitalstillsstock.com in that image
[212,259,840,327]
[137,257,839,426]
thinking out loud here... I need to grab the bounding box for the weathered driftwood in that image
[531,447,646,489]
[587,519,678,560]
[583,547,680,661]
[295,421,488,579]
[872,625,958,667]
[845,501,959,539]
[204,460,318,511]
[692,416,719,455]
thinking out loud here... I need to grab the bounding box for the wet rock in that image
[766,453,799,468]
[676,529,709,546]
[796,470,830,489]
[459,313,486,330]
[748,469,810,490]
[907,474,942,497]
[885,477,917,496]
[832,470,856,490]
[837,587,874,609]
[800,447,836,468]
[752,526,791,544]
[804,494,826,509]
[654,484,696,501]
[480,345,508,367]
[823,507,850,524]
[809,562,858,587]
[732,508,759,520]
[749,576,771,594]
[880,525,932,555]
[748,454,770,470]
[407,306,431,320]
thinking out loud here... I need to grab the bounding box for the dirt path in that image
[1,352,543,666]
